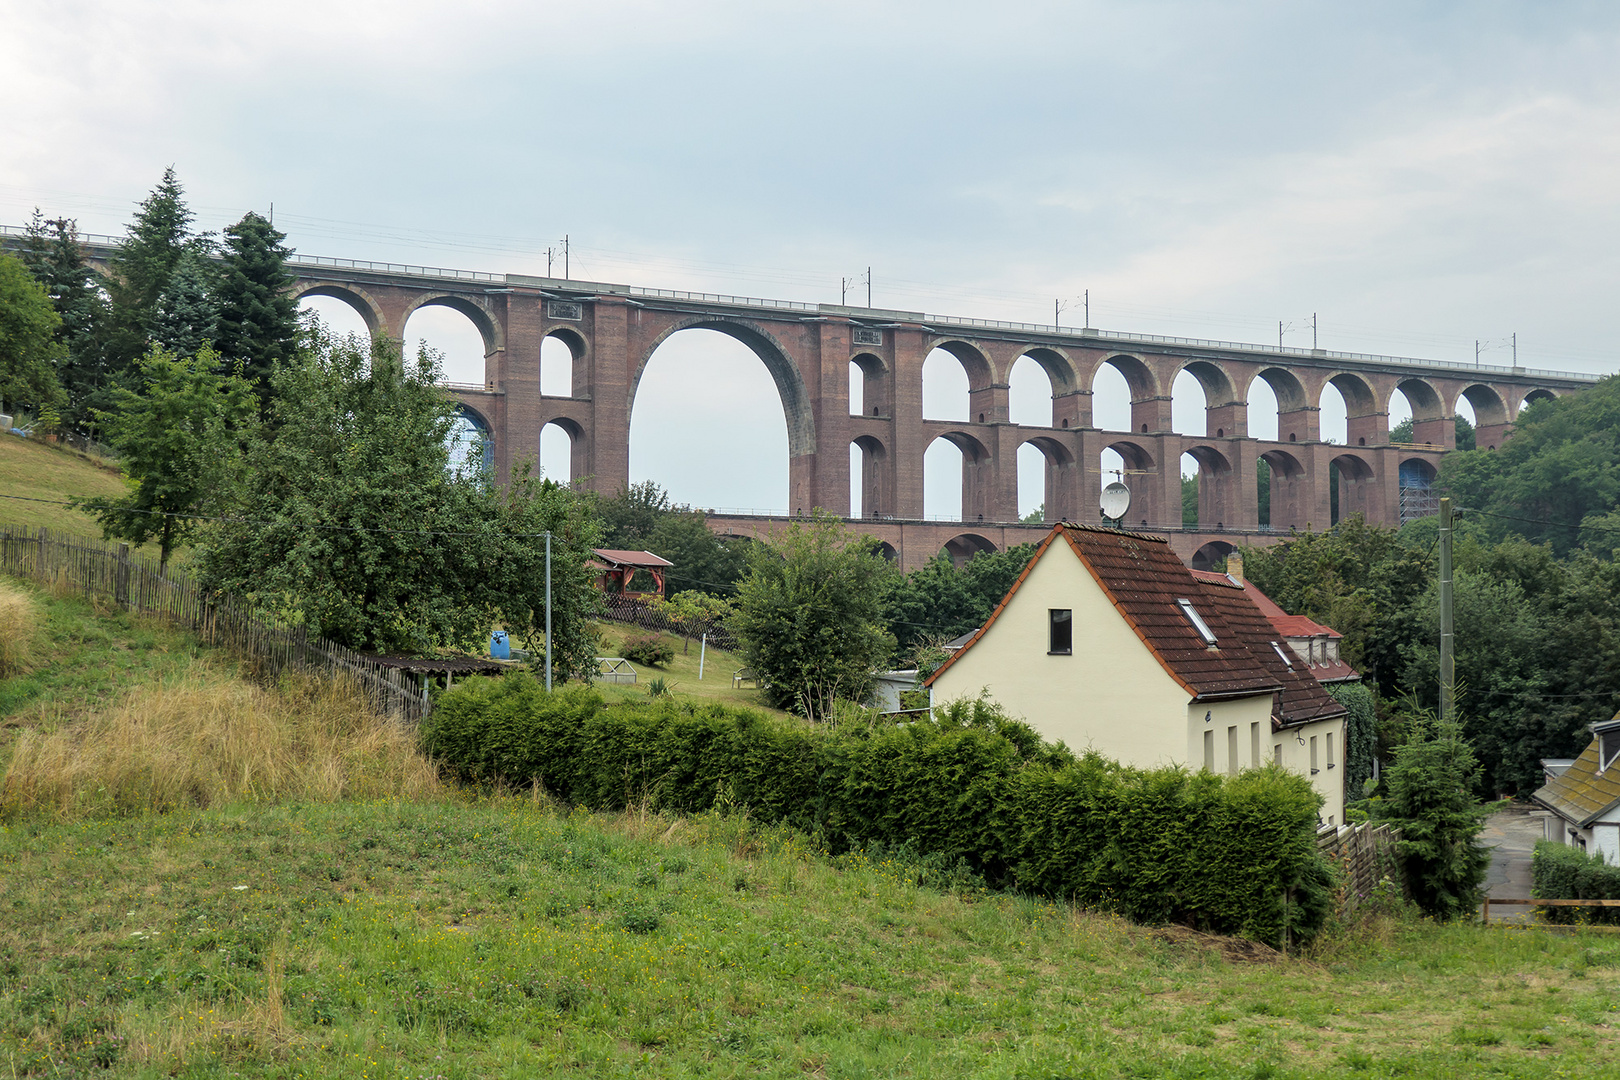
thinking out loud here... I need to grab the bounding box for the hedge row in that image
[422,675,1334,945]
[1532,840,1620,925]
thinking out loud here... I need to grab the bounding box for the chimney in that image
[1227,552,1244,582]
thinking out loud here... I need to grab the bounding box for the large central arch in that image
[631,317,816,459]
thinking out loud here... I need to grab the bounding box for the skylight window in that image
[1602,728,1620,773]
[1270,641,1293,668]
[1176,598,1218,646]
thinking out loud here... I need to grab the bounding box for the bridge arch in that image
[1259,448,1308,531]
[401,293,505,359]
[1330,452,1377,524]
[1177,360,1239,431]
[1455,384,1508,428]
[923,340,993,423]
[851,433,889,518]
[1245,367,1310,443]
[925,430,994,521]
[1191,540,1237,572]
[942,532,998,567]
[1323,372,1380,447]
[1182,444,1235,530]
[447,401,494,477]
[293,281,386,337]
[1093,353,1160,435]
[540,414,585,483]
[542,327,587,397]
[632,317,815,459]
[1013,345,1080,398]
[850,351,888,416]
[1520,388,1558,413]
[1019,434,1076,522]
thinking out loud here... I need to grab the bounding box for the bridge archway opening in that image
[1254,367,1309,443]
[1258,449,1306,531]
[923,343,989,421]
[851,434,887,518]
[1521,388,1557,414]
[1093,355,1155,434]
[1325,373,1378,447]
[630,327,792,513]
[875,541,898,562]
[941,532,997,568]
[1458,384,1507,450]
[1191,540,1236,572]
[541,330,581,397]
[925,431,991,521]
[540,418,580,484]
[446,404,493,479]
[850,352,886,417]
[1329,453,1376,525]
[1018,436,1072,522]
[1390,378,1444,444]
[297,291,375,340]
[404,304,488,385]
[1009,354,1056,427]
[1176,361,1236,438]
[1182,446,1233,530]
[1102,440,1156,529]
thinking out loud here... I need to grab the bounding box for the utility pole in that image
[1439,498,1454,724]
[1279,321,1284,349]
[866,267,872,308]
[1475,339,1480,368]
[1512,332,1517,366]
[1312,313,1318,350]
[564,235,570,280]
[546,246,555,276]
[1084,289,1090,329]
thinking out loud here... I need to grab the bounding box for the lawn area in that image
[592,621,794,718]
[2,797,1618,1079]
[0,435,126,538]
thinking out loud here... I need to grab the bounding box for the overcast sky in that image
[4,1,1618,515]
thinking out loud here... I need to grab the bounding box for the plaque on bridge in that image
[546,300,583,321]
[853,328,883,347]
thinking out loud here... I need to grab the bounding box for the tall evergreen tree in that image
[19,212,112,430]
[213,211,297,407]
[104,167,197,378]
[150,251,218,357]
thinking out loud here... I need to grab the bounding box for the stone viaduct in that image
[31,227,1599,572]
[285,256,1595,570]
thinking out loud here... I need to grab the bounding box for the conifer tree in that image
[213,211,297,409]
[19,212,112,429]
[150,251,218,357]
[104,167,197,378]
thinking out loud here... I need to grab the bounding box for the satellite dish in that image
[1100,481,1132,521]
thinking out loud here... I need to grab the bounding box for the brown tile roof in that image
[1189,574,1348,728]
[1188,569,1361,684]
[1534,720,1620,827]
[926,525,1282,701]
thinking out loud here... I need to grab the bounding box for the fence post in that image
[115,543,131,608]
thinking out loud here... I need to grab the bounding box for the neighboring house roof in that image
[941,629,979,651]
[1534,718,1620,828]
[1188,573,1348,729]
[1189,568,1361,684]
[925,525,1282,702]
[591,549,675,569]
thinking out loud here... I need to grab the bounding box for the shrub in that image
[1533,841,1620,925]
[425,680,1332,945]
[621,632,675,668]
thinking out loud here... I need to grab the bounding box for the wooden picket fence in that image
[1317,821,1405,914]
[0,525,431,722]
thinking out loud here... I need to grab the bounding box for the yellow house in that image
[926,524,1348,825]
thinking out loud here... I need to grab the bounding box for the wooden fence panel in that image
[0,523,428,723]
[1316,822,1405,915]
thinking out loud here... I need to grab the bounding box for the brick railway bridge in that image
[29,228,1604,572]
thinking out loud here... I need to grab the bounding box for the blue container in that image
[490,630,510,659]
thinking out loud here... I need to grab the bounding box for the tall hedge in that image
[1328,682,1378,800]
[1532,840,1620,925]
[422,676,1333,945]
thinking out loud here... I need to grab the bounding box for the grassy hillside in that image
[4,584,1620,1077]
[0,434,127,537]
[592,621,792,717]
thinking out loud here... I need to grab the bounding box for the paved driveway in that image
[1481,803,1543,924]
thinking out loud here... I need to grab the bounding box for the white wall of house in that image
[1542,811,1620,862]
[1268,715,1347,826]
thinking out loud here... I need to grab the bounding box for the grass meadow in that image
[3,579,1620,1077]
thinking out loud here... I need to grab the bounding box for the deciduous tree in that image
[0,254,66,419]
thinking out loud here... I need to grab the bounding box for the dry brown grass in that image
[0,579,38,677]
[0,670,442,816]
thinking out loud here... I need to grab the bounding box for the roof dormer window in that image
[1602,728,1620,773]
[1176,598,1218,647]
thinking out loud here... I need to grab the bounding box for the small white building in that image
[1532,715,1620,863]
